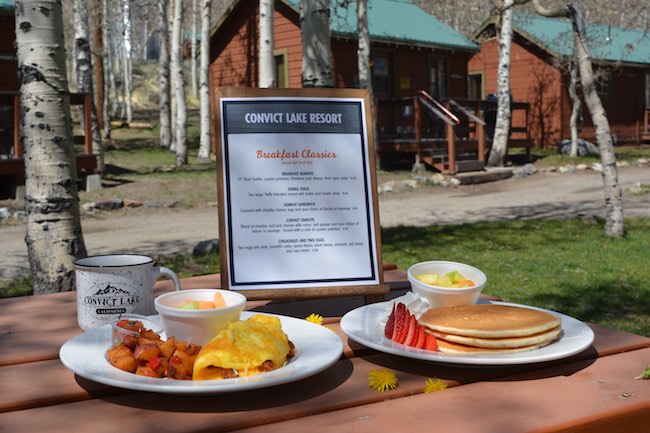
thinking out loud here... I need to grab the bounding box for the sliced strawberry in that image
[397,310,410,344]
[404,315,418,347]
[384,303,396,339]
[391,303,407,341]
[415,325,426,349]
[424,332,438,351]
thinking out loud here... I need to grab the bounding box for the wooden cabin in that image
[0,2,96,199]
[209,0,500,173]
[469,13,650,149]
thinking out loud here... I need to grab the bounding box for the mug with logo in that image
[74,254,182,330]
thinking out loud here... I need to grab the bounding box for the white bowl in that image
[154,289,247,345]
[407,261,487,308]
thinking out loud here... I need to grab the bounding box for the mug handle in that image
[155,266,182,291]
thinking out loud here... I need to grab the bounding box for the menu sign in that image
[216,88,387,299]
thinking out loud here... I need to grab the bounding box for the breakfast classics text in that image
[257,149,336,160]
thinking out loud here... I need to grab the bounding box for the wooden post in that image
[446,123,456,174]
[414,97,421,142]
[83,94,92,155]
[477,123,485,162]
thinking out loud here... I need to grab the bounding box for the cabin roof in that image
[215,0,479,52]
[477,13,650,67]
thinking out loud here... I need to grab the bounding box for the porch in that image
[376,91,533,174]
[0,92,97,199]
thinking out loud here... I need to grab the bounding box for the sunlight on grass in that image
[381,218,650,336]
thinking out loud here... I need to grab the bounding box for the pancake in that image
[192,314,292,380]
[427,325,562,349]
[419,304,561,338]
[435,338,551,355]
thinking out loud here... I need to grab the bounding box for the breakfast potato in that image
[133,343,160,362]
[107,345,138,373]
[105,319,202,380]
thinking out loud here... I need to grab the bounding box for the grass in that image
[3,217,649,337]
[381,217,650,337]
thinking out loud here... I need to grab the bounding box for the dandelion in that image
[368,369,398,392]
[305,313,324,325]
[423,377,448,393]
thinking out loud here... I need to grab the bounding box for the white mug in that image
[74,254,181,330]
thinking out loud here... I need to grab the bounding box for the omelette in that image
[192,314,294,380]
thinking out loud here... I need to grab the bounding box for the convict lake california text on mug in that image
[74,254,181,330]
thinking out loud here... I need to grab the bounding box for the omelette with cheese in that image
[192,314,294,380]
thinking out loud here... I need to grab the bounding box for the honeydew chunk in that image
[178,301,200,309]
[415,273,439,285]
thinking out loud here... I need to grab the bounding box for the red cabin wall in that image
[469,35,648,148]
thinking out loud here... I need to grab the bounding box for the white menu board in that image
[216,88,386,299]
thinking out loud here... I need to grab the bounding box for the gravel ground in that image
[1,165,649,282]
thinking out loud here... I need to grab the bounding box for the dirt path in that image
[2,166,649,281]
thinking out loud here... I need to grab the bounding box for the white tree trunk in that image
[159,0,172,149]
[532,0,624,237]
[107,14,120,119]
[74,0,104,174]
[121,0,133,125]
[570,7,624,237]
[357,0,371,90]
[190,0,198,99]
[487,0,514,167]
[300,0,333,87]
[171,0,188,165]
[197,0,212,162]
[568,58,581,157]
[15,0,87,294]
[259,0,276,87]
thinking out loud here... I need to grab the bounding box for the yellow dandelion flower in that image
[305,313,324,325]
[423,377,448,393]
[368,369,398,392]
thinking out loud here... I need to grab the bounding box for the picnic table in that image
[2,265,650,433]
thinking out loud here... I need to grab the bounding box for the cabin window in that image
[372,56,391,96]
[274,49,289,88]
[468,73,484,100]
[429,56,448,100]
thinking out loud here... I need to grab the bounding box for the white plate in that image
[60,311,343,394]
[340,301,595,365]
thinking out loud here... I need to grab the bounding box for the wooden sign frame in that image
[215,87,388,300]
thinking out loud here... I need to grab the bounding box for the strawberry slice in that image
[391,303,407,342]
[415,325,426,349]
[397,310,410,344]
[384,303,396,339]
[404,315,418,347]
[424,332,438,351]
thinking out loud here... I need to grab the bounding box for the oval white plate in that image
[340,301,595,365]
[60,311,343,394]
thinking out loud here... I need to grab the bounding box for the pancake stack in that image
[418,304,562,355]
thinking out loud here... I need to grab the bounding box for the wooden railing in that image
[376,92,532,173]
[0,92,97,198]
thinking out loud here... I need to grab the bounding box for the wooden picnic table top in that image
[1,266,650,433]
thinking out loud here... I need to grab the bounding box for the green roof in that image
[512,13,650,66]
[282,0,478,52]
[0,0,13,11]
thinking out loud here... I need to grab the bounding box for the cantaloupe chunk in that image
[213,292,226,308]
[197,300,216,309]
